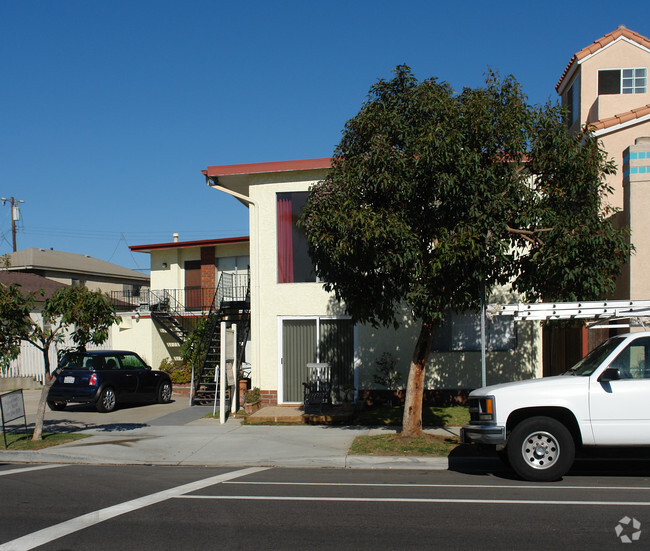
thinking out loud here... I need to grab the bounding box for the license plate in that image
[64,376,75,384]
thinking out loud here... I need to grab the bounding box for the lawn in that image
[349,433,461,456]
[353,405,469,427]
[2,432,88,450]
[350,404,472,457]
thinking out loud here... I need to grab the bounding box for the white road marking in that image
[226,481,650,491]
[0,466,267,551]
[0,465,64,477]
[178,495,650,506]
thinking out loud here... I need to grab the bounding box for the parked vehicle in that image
[47,351,172,413]
[461,332,650,481]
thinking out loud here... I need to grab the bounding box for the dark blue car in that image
[47,350,173,413]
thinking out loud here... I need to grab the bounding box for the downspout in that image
[205,175,261,389]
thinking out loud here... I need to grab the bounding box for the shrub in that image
[245,387,260,403]
[158,358,192,384]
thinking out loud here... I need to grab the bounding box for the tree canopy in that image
[301,65,631,436]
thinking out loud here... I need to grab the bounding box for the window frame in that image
[598,67,647,95]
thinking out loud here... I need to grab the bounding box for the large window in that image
[598,68,647,95]
[277,192,317,283]
[432,311,516,352]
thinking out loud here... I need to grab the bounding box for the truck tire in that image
[507,416,575,482]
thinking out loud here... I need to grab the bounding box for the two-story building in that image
[123,25,650,407]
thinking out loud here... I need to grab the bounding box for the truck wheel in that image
[507,416,575,482]
[496,446,510,466]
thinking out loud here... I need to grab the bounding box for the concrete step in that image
[245,405,355,425]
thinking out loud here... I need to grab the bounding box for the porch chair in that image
[302,363,332,413]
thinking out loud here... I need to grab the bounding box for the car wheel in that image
[96,387,117,413]
[157,380,172,403]
[47,401,66,411]
[507,416,575,482]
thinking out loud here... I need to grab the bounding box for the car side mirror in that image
[599,367,620,383]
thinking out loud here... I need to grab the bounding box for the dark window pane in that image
[598,70,620,95]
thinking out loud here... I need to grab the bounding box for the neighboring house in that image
[0,271,67,306]
[550,25,650,372]
[3,248,149,302]
[111,236,251,402]
[0,272,111,382]
[201,160,539,406]
[557,24,650,301]
[1,249,146,382]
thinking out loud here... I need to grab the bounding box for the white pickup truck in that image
[461,331,650,481]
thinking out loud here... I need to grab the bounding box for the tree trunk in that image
[32,347,53,441]
[400,319,436,437]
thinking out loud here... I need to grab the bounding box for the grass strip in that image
[349,433,461,456]
[2,432,89,450]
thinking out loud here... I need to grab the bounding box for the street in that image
[1,463,649,550]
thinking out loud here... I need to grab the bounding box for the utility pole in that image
[1,197,25,252]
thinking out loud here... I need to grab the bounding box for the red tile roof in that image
[591,104,650,132]
[556,26,650,92]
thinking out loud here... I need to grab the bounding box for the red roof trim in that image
[204,158,331,178]
[556,26,650,92]
[130,236,249,253]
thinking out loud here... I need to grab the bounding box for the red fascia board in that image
[204,158,332,178]
[130,236,249,253]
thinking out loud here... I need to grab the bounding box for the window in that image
[598,68,647,95]
[119,353,147,370]
[277,192,317,283]
[566,80,580,126]
[123,284,141,298]
[432,312,516,352]
[608,337,650,379]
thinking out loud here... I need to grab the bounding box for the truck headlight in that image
[478,396,495,421]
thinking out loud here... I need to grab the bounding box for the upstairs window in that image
[598,68,647,95]
[277,192,317,283]
[566,80,580,126]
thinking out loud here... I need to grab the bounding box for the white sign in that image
[1,390,25,423]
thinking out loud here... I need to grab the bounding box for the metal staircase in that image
[150,291,191,344]
[192,273,251,406]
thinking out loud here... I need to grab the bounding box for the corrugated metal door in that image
[282,320,317,402]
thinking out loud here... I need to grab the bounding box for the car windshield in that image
[564,336,625,376]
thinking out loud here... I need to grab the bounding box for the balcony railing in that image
[110,274,249,313]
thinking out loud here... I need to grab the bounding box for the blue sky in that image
[1,0,648,273]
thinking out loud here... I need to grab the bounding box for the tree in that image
[301,66,631,437]
[0,284,120,440]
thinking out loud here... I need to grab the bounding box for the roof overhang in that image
[130,236,249,253]
[203,158,331,179]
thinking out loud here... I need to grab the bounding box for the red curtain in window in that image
[277,195,294,283]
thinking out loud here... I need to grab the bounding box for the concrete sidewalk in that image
[0,390,487,470]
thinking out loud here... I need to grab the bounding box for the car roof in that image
[67,350,138,356]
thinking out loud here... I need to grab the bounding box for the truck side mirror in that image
[599,367,620,383]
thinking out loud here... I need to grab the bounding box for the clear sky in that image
[1,0,648,273]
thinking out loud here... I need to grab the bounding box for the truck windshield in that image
[564,336,624,376]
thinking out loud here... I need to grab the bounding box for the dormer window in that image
[598,68,647,95]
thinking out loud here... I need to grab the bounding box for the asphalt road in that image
[1,463,649,550]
